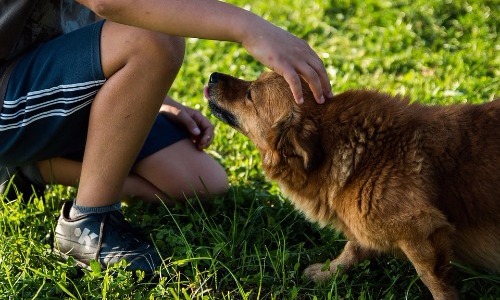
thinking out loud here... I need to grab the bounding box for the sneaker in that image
[53,201,161,274]
[0,165,45,200]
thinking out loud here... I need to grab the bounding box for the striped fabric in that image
[0,80,104,131]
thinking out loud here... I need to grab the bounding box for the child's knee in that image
[100,21,185,77]
[186,158,229,199]
[205,164,229,197]
[140,32,186,73]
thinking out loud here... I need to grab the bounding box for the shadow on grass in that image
[1,184,498,299]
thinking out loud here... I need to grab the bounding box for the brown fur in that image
[205,71,500,300]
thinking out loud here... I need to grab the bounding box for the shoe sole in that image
[53,248,93,270]
[53,248,157,277]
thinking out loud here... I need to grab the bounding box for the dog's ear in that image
[269,111,324,172]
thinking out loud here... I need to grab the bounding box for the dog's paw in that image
[303,262,335,282]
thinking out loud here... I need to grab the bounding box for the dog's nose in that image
[209,72,220,84]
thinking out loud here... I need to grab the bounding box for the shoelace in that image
[94,210,150,261]
[108,210,149,241]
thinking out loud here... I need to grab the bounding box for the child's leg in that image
[37,157,166,201]
[37,139,228,204]
[131,110,228,202]
[52,22,186,272]
[75,21,185,207]
[133,139,228,201]
[37,110,228,203]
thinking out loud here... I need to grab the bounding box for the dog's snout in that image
[209,72,220,84]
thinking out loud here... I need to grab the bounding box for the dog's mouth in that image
[204,85,240,129]
[208,100,239,129]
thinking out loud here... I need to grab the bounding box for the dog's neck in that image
[259,135,351,227]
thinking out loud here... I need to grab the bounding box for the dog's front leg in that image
[304,240,375,282]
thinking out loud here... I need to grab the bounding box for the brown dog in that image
[204,71,500,299]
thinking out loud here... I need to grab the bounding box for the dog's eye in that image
[246,89,253,102]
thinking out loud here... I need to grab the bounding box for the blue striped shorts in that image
[0,20,188,167]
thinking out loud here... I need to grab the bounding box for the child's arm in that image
[76,0,332,104]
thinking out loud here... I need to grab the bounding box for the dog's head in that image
[205,71,324,172]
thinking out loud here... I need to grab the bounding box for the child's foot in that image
[53,200,160,274]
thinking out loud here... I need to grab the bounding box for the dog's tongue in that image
[203,86,210,100]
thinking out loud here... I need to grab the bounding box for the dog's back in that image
[423,99,500,272]
[308,90,498,271]
[325,92,500,272]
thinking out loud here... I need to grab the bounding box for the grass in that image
[1,0,499,299]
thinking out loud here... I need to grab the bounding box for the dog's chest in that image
[276,146,358,227]
[279,177,345,229]
[285,187,395,250]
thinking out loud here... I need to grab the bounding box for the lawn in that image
[1,0,499,299]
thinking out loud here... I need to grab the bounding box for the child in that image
[0,0,332,273]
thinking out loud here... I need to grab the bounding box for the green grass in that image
[1,0,499,299]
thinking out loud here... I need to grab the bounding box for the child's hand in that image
[242,23,333,104]
[160,97,214,150]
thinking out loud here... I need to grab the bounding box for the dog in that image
[204,71,500,299]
